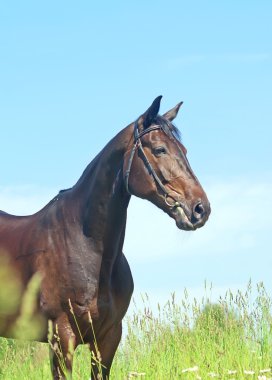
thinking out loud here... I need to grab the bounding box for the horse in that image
[0,96,210,379]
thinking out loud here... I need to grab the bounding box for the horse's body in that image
[0,97,210,379]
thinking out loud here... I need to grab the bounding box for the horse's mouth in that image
[172,206,196,231]
[172,205,210,231]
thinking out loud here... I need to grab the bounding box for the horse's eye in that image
[154,146,167,156]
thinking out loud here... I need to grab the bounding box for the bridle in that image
[124,119,183,209]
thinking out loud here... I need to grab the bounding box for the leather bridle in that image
[124,119,184,209]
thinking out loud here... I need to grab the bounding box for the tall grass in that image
[1,281,272,379]
[111,281,272,379]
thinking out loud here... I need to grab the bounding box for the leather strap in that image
[124,119,182,209]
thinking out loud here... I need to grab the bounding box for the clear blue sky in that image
[0,1,271,307]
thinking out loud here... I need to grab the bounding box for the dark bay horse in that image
[0,96,210,379]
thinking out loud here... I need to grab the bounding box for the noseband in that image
[124,119,182,209]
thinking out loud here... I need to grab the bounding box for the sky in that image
[0,1,272,310]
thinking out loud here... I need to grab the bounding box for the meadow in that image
[1,280,272,379]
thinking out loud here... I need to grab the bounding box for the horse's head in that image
[123,96,210,231]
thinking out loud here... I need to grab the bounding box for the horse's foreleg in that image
[89,322,122,380]
[49,313,76,380]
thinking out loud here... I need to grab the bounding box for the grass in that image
[1,281,272,379]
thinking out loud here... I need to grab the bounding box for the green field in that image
[1,281,272,379]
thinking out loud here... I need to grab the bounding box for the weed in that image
[1,282,272,379]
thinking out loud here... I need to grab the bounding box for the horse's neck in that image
[71,125,133,259]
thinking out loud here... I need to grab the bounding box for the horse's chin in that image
[173,206,197,231]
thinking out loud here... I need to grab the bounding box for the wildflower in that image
[244,370,255,375]
[260,370,271,374]
[228,370,237,375]
[208,373,219,378]
[181,366,199,373]
[128,371,146,378]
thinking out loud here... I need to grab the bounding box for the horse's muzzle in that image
[173,200,211,231]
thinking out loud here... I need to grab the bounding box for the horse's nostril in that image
[193,202,205,219]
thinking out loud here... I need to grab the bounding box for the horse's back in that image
[0,209,28,219]
[0,210,34,260]
[0,210,31,231]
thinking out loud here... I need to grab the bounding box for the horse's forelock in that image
[154,115,182,142]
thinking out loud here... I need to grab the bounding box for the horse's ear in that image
[163,101,183,122]
[142,95,162,129]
